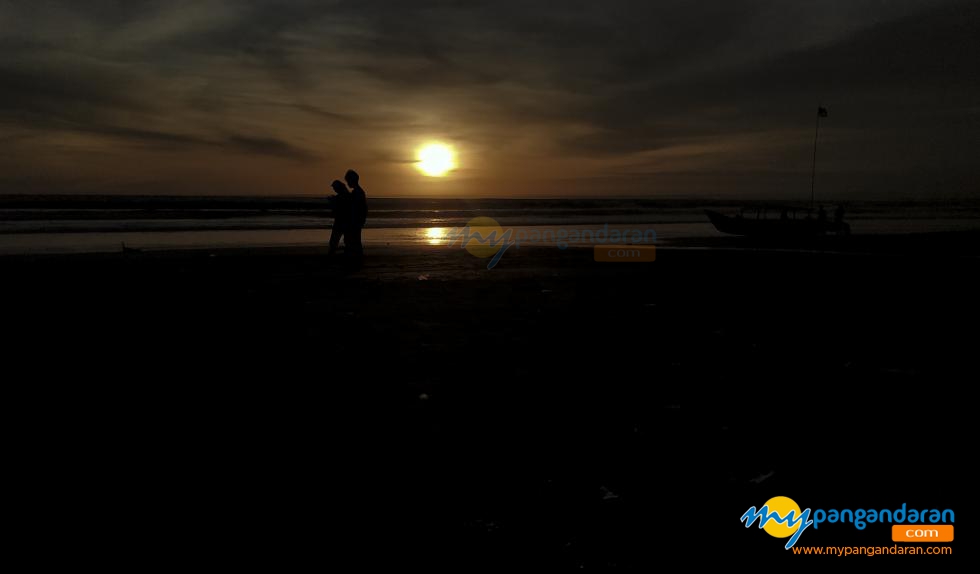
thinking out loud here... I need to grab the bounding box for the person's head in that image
[344,169,360,187]
[331,180,349,194]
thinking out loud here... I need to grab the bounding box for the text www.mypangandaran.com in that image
[791,545,952,556]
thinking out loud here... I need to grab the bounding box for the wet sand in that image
[4,238,975,566]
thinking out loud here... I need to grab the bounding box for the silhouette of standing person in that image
[345,169,368,260]
[328,180,351,256]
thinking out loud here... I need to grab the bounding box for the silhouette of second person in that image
[345,169,368,259]
[328,179,351,256]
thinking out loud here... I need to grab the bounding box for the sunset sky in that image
[1,0,977,198]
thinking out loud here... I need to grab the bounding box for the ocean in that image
[2,196,980,255]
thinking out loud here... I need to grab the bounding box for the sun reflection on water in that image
[423,227,449,245]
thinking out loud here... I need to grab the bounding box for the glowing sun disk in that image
[416,143,456,177]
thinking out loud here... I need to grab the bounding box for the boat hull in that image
[704,210,849,237]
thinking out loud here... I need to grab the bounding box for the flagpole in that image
[810,106,821,210]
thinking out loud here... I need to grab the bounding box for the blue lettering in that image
[515,229,528,247]
[894,503,906,523]
[596,223,609,242]
[556,229,568,249]
[813,509,825,529]
[740,505,813,549]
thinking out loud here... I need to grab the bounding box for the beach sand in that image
[4,238,975,566]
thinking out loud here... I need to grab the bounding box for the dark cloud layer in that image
[0,0,977,197]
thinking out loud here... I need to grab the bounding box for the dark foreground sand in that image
[4,237,975,566]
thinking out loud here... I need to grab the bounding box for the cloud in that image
[545,0,980,170]
[0,0,977,196]
[225,135,318,161]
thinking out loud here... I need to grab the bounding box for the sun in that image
[416,143,456,177]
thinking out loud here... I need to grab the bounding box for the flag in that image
[818,107,828,117]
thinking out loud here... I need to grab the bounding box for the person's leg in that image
[328,226,344,255]
[349,227,363,257]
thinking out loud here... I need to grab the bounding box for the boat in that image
[705,207,849,238]
[706,107,852,239]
